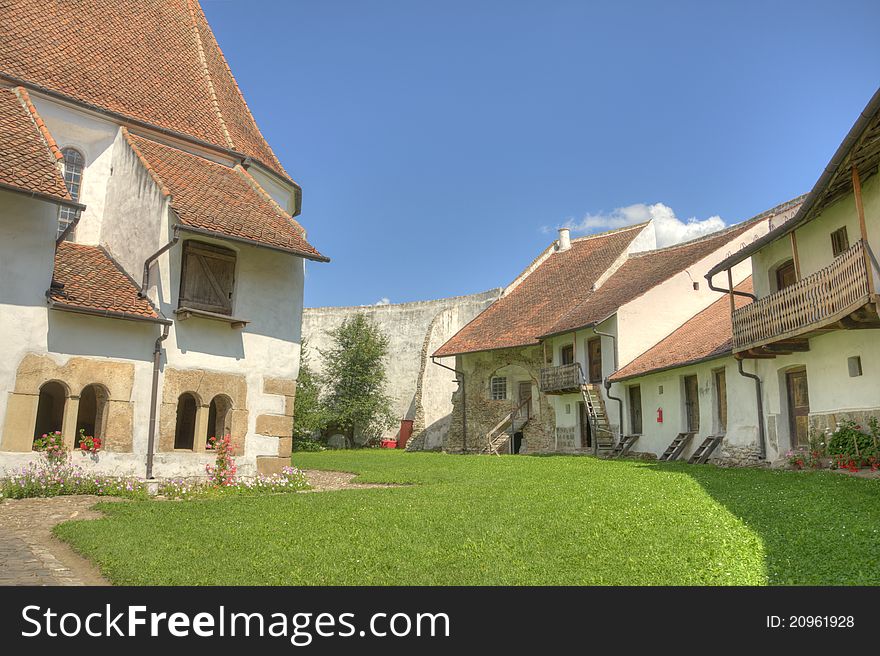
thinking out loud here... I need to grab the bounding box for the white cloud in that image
[374,297,391,306]
[561,202,726,248]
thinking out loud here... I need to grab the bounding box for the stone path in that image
[0,470,397,586]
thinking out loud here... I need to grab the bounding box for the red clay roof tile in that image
[433,225,647,357]
[50,242,161,320]
[609,278,753,381]
[0,0,291,182]
[0,86,70,202]
[126,133,326,260]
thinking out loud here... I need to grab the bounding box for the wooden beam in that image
[726,268,736,316]
[852,165,868,241]
[790,232,801,280]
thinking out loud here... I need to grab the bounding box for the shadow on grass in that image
[627,460,880,585]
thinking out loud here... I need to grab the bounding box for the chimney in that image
[557,227,571,252]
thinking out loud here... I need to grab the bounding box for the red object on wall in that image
[398,419,414,449]
[656,408,663,423]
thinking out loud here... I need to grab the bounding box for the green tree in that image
[292,339,329,451]
[321,314,396,448]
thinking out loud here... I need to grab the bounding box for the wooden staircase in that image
[658,432,695,461]
[610,434,639,458]
[482,397,531,455]
[580,384,615,455]
[687,435,724,464]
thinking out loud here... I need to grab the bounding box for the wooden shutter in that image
[179,241,236,314]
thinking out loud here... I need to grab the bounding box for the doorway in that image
[786,368,810,448]
[683,375,700,432]
[517,381,532,421]
[578,401,592,448]
[587,338,602,383]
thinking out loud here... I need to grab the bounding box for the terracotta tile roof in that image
[610,278,753,381]
[50,242,161,320]
[0,86,71,202]
[433,225,648,357]
[125,132,327,260]
[0,0,290,182]
[540,213,774,338]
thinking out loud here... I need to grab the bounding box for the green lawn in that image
[55,451,880,585]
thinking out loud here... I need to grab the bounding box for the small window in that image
[560,344,574,365]
[179,241,236,315]
[831,227,849,257]
[773,259,797,292]
[490,376,507,400]
[628,385,643,435]
[848,356,862,377]
[58,147,84,240]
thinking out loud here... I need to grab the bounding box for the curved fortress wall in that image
[301,289,501,449]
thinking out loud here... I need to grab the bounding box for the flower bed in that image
[157,466,310,499]
[0,459,147,500]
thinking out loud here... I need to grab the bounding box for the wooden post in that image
[852,165,876,295]
[726,268,736,315]
[790,232,801,280]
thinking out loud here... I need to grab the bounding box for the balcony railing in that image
[539,362,584,394]
[732,239,873,353]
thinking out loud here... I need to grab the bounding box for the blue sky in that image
[204,0,879,307]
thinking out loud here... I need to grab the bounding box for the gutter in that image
[176,224,330,262]
[46,295,172,326]
[146,323,171,479]
[706,87,880,279]
[705,272,757,301]
[736,359,767,460]
[0,181,86,212]
[140,224,180,297]
[431,357,467,452]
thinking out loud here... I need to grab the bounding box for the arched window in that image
[58,147,84,240]
[174,393,198,450]
[205,395,233,448]
[76,384,109,442]
[34,381,67,442]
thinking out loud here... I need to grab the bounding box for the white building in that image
[704,88,880,459]
[0,0,327,478]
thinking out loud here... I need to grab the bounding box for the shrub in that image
[77,428,102,455]
[205,434,237,486]
[33,430,67,465]
[827,419,879,469]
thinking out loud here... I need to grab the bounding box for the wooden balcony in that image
[539,362,584,394]
[732,239,879,356]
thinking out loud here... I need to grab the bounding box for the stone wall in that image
[302,289,501,448]
[446,345,557,454]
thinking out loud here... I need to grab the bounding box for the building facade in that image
[0,1,326,478]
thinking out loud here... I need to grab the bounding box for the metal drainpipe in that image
[737,359,767,460]
[593,328,624,444]
[431,357,467,453]
[705,271,757,300]
[146,323,170,479]
[140,224,180,297]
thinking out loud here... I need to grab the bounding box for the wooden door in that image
[578,402,591,448]
[683,375,700,432]
[517,381,532,420]
[775,259,797,291]
[786,369,810,448]
[628,385,643,434]
[714,369,727,433]
[587,338,602,383]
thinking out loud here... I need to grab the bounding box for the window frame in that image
[560,344,574,365]
[58,147,85,240]
[490,376,508,401]
[830,226,849,258]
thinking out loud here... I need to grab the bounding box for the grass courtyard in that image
[55,450,880,585]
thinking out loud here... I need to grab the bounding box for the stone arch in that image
[174,392,201,450]
[75,383,110,442]
[205,394,234,447]
[33,380,68,443]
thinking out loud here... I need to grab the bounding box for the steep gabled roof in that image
[433,224,648,357]
[49,242,163,322]
[0,86,75,205]
[125,132,327,260]
[609,278,753,381]
[0,0,290,183]
[540,198,802,338]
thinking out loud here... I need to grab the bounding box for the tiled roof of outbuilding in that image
[433,224,648,357]
[0,0,291,183]
[0,86,72,203]
[126,133,327,260]
[609,278,753,381]
[50,242,161,321]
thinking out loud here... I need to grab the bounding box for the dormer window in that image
[178,241,236,315]
[58,147,84,240]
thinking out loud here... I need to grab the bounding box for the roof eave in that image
[707,87,880,279]
[0,181,84,210]
[176,224,330,262]
[610,350,730,383]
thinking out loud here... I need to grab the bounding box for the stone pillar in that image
[1,393,40,452]
[61,395,80,450]
[194,404,210,453]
